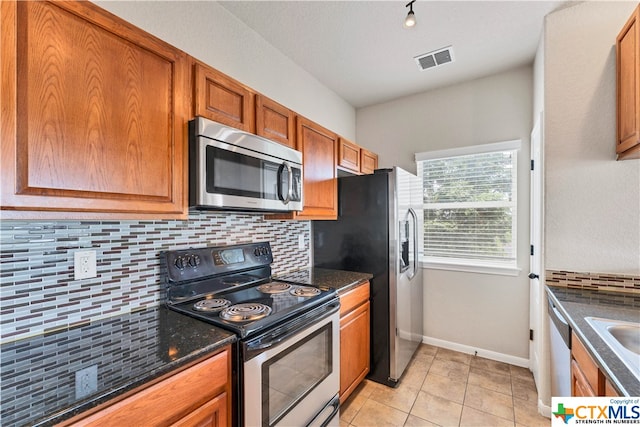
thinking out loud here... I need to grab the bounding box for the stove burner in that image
[220,303,272,322]
[257,282,292,294]
[193,298,231,312]
[290,286,321,297]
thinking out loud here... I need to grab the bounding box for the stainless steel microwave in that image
[189,117,303,212]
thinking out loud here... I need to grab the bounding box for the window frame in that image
[415,140,522,276]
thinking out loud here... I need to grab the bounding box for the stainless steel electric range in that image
[164,242,340,427]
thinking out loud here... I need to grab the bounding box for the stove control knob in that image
[174,256,185,270]
[187,254,200,268]
[254,248,261,256]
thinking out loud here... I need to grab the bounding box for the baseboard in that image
[422,336,530,368]
[538,398,551,418]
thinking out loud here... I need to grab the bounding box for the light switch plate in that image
[298,234,305,250]
[74,250,97,280]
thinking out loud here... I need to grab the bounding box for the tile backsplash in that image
[546,270,640,293]
[0,211,310,343]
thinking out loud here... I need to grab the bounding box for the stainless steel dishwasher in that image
[548,295,572,397]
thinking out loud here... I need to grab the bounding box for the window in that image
[416,140,519,273]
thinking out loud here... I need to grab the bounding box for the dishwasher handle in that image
[547,296,571,349]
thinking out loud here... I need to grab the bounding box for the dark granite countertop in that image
[0,306,235,427]
[546,285,640,396]
[275,267,372,294]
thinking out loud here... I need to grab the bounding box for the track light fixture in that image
[404,0,416,28]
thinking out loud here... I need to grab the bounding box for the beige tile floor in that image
[339,344,550,427]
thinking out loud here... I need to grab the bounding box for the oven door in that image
[243,303,340,427]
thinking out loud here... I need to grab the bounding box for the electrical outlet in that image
[74,250,97,280]
[75,365,98,399]
[298,234,305,250]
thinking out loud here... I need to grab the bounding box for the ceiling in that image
[219,1,570,108]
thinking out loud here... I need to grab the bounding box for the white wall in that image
[94,1,356,140]
[357,66,533,361]
[544,1,640,276]
[532,2,638,412]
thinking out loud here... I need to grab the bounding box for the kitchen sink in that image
[585,317,640,382]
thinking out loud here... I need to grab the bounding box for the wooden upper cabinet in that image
[337,137,378,175]
[617,4,640,160]
[360,148,379,174]
[1,1,189,219]
[194,63,255,133]
[255,95,296,148]
[294,117,338,219]
[338,138,361,173]
[267,116,338,220]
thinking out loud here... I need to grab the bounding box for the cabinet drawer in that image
[70,348,229,426]
[571,331,598,392]
[339,281,370,316]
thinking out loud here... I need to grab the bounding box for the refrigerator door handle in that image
[408,208,418,280]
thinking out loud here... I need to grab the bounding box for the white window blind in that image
[416,141,519,269]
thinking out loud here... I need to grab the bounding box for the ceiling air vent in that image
[414,46,454,71]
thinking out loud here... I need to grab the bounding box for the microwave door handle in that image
[287,164,294,202]
[277,162,292,204]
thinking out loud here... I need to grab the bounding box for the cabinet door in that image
[194,63,255,133]
[171,393,228,427]
[604,379,619,397]
[617,5,640,159]
[571,332,599,393]
[360,149,379,174]
[1,1,188,219]
[338,138,361,173]
[340,301,370,403]
[256,95,296,148]
[571,360,596,397]
[296,117,338,219]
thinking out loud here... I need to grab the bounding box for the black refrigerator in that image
[313,167,424,387]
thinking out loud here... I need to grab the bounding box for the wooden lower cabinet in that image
[339,282,370,404]
[62,346,231,427]
[570,332,619,397]
[604,379,619,397]
[170,393,227,427]
[571,359,596,397]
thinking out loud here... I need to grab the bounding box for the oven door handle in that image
[244,300,339,357]
[307,394,340,427]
